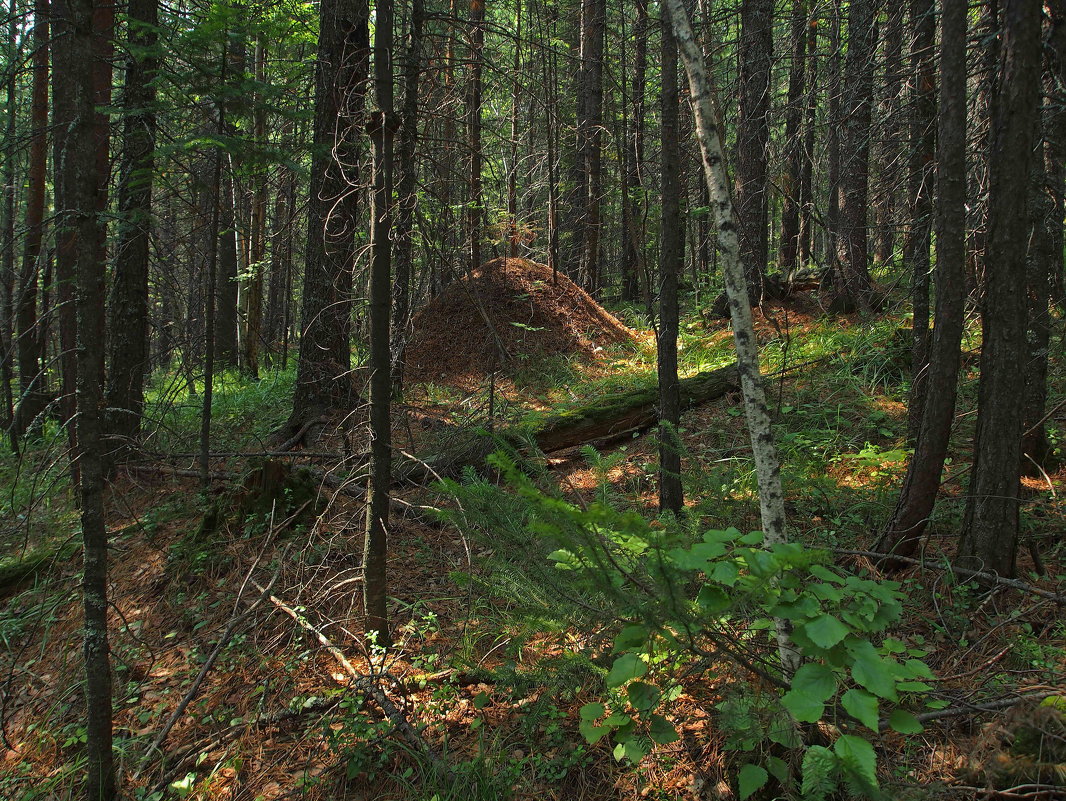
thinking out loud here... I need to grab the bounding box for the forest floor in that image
[0,292,1064,801]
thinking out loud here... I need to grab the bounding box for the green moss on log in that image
[403,363,739,481]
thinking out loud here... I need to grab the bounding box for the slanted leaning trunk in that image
[662,0,795,674]
[878,0,967,565]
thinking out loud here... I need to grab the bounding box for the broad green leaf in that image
[697,585,731,614]
[849,640,899,701]
[782,662,837,723]
[709,560,740,586]
[746,549,777,576]
[888,709,923,734]
[809,583,843,603]
[648,713,679,744]
[606,653,647,688]
[791,662,838,700]
[781,689,826,723]
[579,719,610,745]
[805,614,850,648]
[810,564,845,584]
[627,681,660,711]
[833,735,879,793]
[841,689,879,730]
[897,681,933,693]
[767,718,802,748]
[766,755,790,783]
[738,763,769,800]
[614,624,649,651]
[579,702,605,721]
[902,659,935,679]
[703,528,741,544]
[624,737,651,762]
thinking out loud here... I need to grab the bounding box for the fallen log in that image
[533,361,739,452]
[404,362,740,480]
[132,363,742,488]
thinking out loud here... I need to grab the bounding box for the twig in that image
[138,450,343,460]
[276,415,329,452]
[254,581,446,771]
[910,691,1062,725]
[142,550,286,761]
[833,549,1066,604]
[147,697,343,794]
[124,463,238,482]
[940,645,1013,682]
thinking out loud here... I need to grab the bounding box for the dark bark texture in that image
[289,0,370,427]
[106,0,158,447]
[878,0,967,564]
[833,0,878,311]
[958,0,1042,578]
[658,12,682,515]
[734,0,772,299]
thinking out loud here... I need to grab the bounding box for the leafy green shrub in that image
[446,453,937,799]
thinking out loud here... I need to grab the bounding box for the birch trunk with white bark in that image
[662,0,796,675]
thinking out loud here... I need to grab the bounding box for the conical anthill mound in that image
[406,257,637,387]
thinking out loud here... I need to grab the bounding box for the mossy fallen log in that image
[403,362,740,480]
[0,541,80,592]
[532,362,739,452]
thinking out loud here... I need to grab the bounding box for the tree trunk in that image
[1023,2,1066,472]
[106,0,158,447]
[416,363,741,479]
[265,160,294,361]
[621,0,647,303]
[797,12,818,269]
[877,0,967,564]
[52,0,79,482]
[288,0,369,429]
[544,4,561,283]
[833,0,878,312]
[1021,118,1053,475]
[507,0,522,259]
[241,36,267,379]
[777,0,807,277]
[658,10,682,515]
[958,0,1042,578]
[1046,1,1066,311]
[825,0,842,276]
[365,0,394,646]
[663,0,796,674]
[904,0,936,440]
[465,0,484,275]
[52,0,116,792]
[734,0,772,301]
[214,166,240,368]
[579,0,604,294]
[1,0,17,441]
[872,5,903,267]
[200,70,229,489]
[391,0,423,391]
[13,0,49,438]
